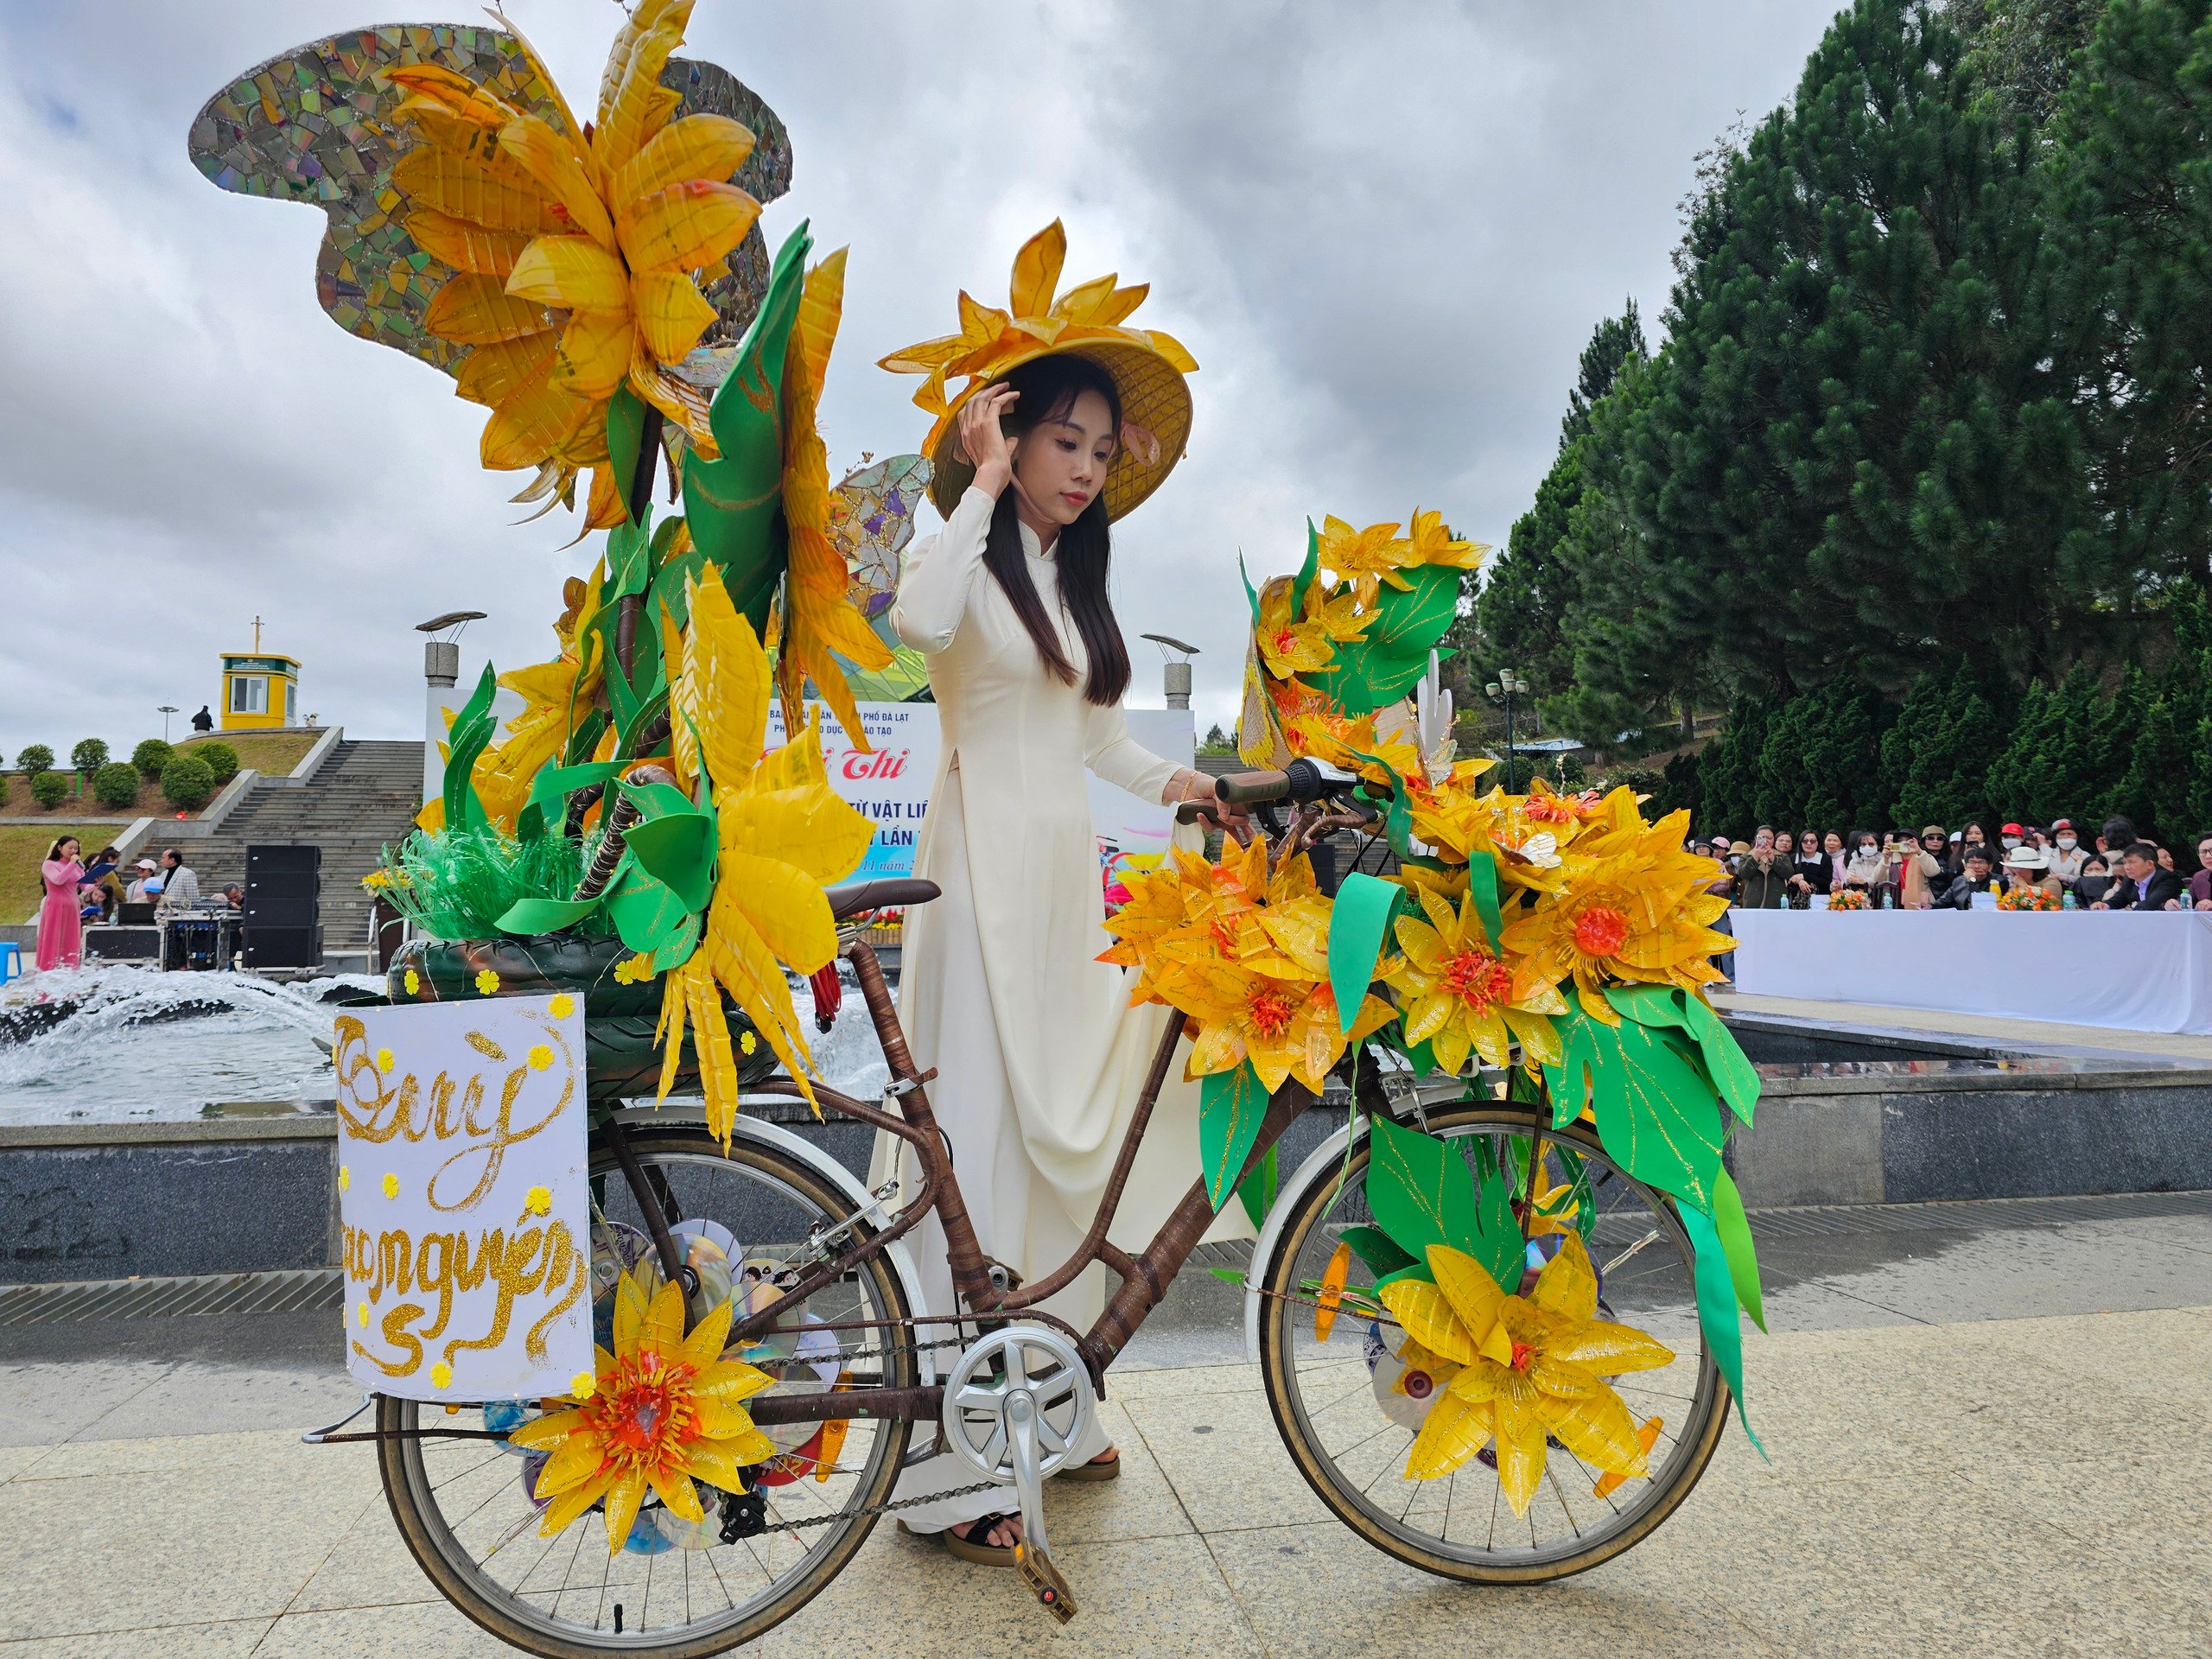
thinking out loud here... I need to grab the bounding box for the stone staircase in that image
[175,741,423,957]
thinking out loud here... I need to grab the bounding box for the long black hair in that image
[981,353,1132,706]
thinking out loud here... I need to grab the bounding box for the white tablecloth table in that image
[1729,908,2212,1035]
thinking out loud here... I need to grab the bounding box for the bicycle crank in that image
[941,1323,1094,1622]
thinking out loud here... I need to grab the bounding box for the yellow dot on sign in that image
[338,1166,350,1192]
[375,1047,394,1072]
[524,1185,551,1217]
[571,1370,596,1399]
[429,1362,453,1389]
[403,969,420,996]
[382,1173,399,1199]
[474,969,500,995]
[356,1302,368,1328]
[527,1044,553,1072]
[739,1029,756,1055]
[548,993,575,1019]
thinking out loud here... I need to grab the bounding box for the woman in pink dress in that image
[35,836,86,971]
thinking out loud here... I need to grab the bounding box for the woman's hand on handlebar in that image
[1168,769,1251,843]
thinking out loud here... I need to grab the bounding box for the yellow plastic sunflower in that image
[509,1268,776,1554]
[772,248,893,746]
[1378,1233,1672,1513]
[390,0,761,522]
[1253,574,1369,682]
[1385,887,1564,1071]
[1103,835,1393,1091]
[1499,806,1733,1021]
[1393,507,1488,587]
[1314,515,1407,597]
[655,566,874,1136]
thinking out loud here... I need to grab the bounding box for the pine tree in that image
[1890,661,2014,827]
[1561,301,1647,448]
[1611,0,2077,697]
[1697,697,1772,836]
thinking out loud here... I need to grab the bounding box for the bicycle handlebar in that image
[1216,758,1348,805]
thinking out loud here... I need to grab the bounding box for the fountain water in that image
[0,960,898,1126]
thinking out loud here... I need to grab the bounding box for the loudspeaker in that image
[246,845,321,907]
[245,925,321,969]
[245,844,320,874]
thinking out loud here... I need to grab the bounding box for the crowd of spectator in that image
[1698,817,2207,913]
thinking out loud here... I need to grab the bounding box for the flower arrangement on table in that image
[1827,887,1872,911]
[1996,886,2062,911]
[1103,516,1770,1502]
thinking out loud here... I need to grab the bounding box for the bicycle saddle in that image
[825,878,941,919]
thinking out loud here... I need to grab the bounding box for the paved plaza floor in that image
[3,1194,2208,1657]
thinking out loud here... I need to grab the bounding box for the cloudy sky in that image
[0,2,1829,759]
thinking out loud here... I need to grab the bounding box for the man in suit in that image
[2091,842,2186,911]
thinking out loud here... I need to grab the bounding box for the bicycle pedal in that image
[1014,1541,1077,1624]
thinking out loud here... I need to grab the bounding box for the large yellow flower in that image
[1254,574,1368,681]
[509,1268,775,1554]
[1386,888,1563,1071]
[1499,807,1733,1021]
[390,0,761,521]
[1315,515,1407,595]
[1394,507,1488,587]
[772,249,893,746]
[1103,835,1393,1092]
[656,567,874,1136]
[1379,1234,1672,1513]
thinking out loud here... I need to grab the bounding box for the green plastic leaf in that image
[618,779,697,823]
[1208,1266,1248,1288]
[1364,1116,1522,1293]
[607,514,654,600]
[441,662,499,834]
[1608,985,1760,1127]
[622,809,715,914]
[1364,563,1464,656]
[1679,1202,1763,1454]
[562,706,609,768]
[606,860,694,958]
[683,222,811,633]
[1238,552,1262,626]
[1291,518,1320,612]
[1199,1061,1270,1212]
[1541,989,1727,1213]
[1711,1166,1766,1332]
[1328,871,1402,1034]
[650,911,701,974]
[605,385,647,524]
[527,760,624,828]
[494,895,603,936]
[1336,1224,1416,1278]
[1236,1144,1277,1230]
[647,522,707,631]
[1464,849,1503,950]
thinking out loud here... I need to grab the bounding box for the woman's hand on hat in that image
[957,384,1019,497]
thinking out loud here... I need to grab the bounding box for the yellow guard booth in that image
[220,648,299,731]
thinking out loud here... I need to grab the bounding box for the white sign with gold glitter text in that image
[333,994,592,1402]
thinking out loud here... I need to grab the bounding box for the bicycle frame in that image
[679,796,1380,1431]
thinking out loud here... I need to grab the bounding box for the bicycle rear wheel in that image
[1256,1102,1726,1583]
[378,1122,915,1657]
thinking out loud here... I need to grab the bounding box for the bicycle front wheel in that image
[1257,1102,1727,1583]
[378,1122,915,1657]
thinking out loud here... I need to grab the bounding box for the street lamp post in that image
[1485,669,1528,794]
[157,705,179,741]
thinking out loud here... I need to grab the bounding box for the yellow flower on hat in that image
[388,0,763,523]
[879,220,1198,521]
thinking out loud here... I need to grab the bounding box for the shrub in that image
[29,771,68,810]
[16,744,53,774]
[131,738,174,780]
[161,754,218,811]
[93,761,140,810]
[191,741,240,785]
[71,739,110,773]
[0,772,8,807]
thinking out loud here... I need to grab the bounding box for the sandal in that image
[1058,1446,1122,1483]
[900,1511,1021,1567]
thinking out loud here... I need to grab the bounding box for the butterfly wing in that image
[189,27,791,385]
[825,454,934,701]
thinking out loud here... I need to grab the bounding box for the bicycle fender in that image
[1243,1116,1365,1364]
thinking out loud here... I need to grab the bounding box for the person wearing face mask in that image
[2047,819,2087,885]
[1842,831,1891,902]
[1999,822,2027,855]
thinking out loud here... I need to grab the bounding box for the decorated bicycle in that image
[194,8,1765,1653]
